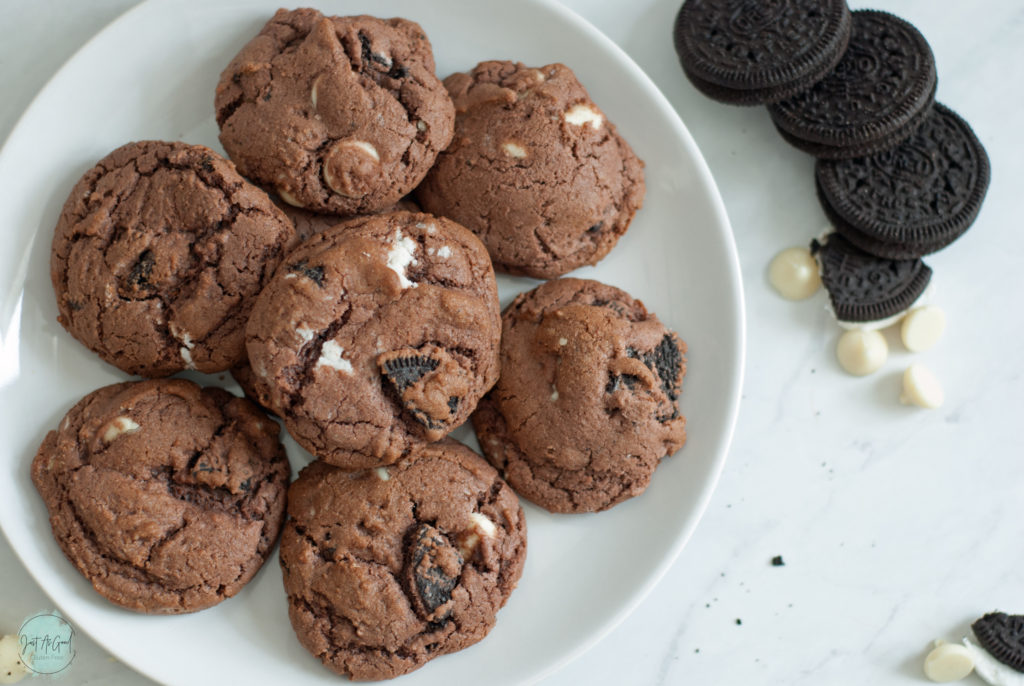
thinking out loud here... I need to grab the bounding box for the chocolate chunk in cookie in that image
[472,278,688,513]
[50,141,296,377]
[30,379,289,614]
[280,441,526,680]
[417,61,644,279]
[246,211,500,468]
[215,9,453,215]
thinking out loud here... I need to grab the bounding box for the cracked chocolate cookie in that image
[280,440,526,680]
[215,8,454,215]
[245,211,501,468]
[30,379,289,614]
[50,140,296,377]
[416,61,645,279]
[472,278,687,513]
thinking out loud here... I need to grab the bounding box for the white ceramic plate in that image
[0,0,744,684]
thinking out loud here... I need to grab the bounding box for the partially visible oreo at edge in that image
[816,103,991,259]
[811,233,932,324]
[972,612,1024,673]
[768,10,937,159]
[673,0,852,106]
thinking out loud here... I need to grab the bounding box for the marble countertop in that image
[2,0,1022,684]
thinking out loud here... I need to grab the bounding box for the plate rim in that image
[0,0,746,683]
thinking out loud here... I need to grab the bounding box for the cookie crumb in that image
[771,555,785,567]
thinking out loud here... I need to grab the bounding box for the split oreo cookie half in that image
[811,233,932,325]
[768,10,936,158]
[972,612,1024,673]
[673,0,852,106]
[816,103,991,259]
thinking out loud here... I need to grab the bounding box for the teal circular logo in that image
[18,612,75,675]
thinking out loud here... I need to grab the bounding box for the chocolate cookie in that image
[246,211,501,468]
[416,61,645,279]
[768,10,937,159]
[50,141,296,377]
[472,278,687,513]
[816,103,990,259]
[30,379,289,614]
[215,9,454,215]
[280,441,526,680]
[811,232,932,325]
[673,0,852,105]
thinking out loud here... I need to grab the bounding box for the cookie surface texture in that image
[30,379,290,614]
[816,103,990,259]
[811,233,932,324]
[768,10,936,158]
[472,278,687,513]
[673,0,852,105]
[246,211,501,468]
[417,61,645,279]
[50,141,296,377]
[216,8,454,214]
[280,441,527,680]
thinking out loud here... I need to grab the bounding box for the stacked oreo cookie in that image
[674,0,990,329]
[36,5,692,682]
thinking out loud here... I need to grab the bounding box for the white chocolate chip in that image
[436,245,451,258]
[901,364,943,408]
[550,385,559,402]
[276,186,305,208]
[101,416,140,443]
[835,329,888,376]
[323,139,382,198]
[310,77,319,109]
[924,641,974,682]
[768,247,820,300]
[901,306,946,352]
[502,142,527,158]
[469,512,496,537]
[416,120,427,132]
[316,340,353,374]
[459,512,497,558]
[0,634,29,684]
[385,230,418,289]
[564,103,604,129]
[558,337,568,346]
[296,326,315,344]
[374,467,390,481]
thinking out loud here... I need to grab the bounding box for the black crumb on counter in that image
[771,555,785,566]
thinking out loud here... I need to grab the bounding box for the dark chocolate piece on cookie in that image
[280,441,526,680]
[810,233,932,324]
[768,10,936,159]
[816,103,991,259]
[403,523,463,623]
[972,612,1024,673]
[673,0,852,105]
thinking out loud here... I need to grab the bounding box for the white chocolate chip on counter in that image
[901,364,944,408]
[564,103,603,129]
[101,416,141,443]
[0,634,29,684]
[768,247,821,300]
[502,142,527,158]
[924,640,974,682]
[835,329,888,376]
[901,305,947,352]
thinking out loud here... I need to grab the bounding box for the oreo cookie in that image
[816,103,991,259]
[972,612,1024,673]
[673,0,852,106]
[811,233,932,325]
[768,11,936,158]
